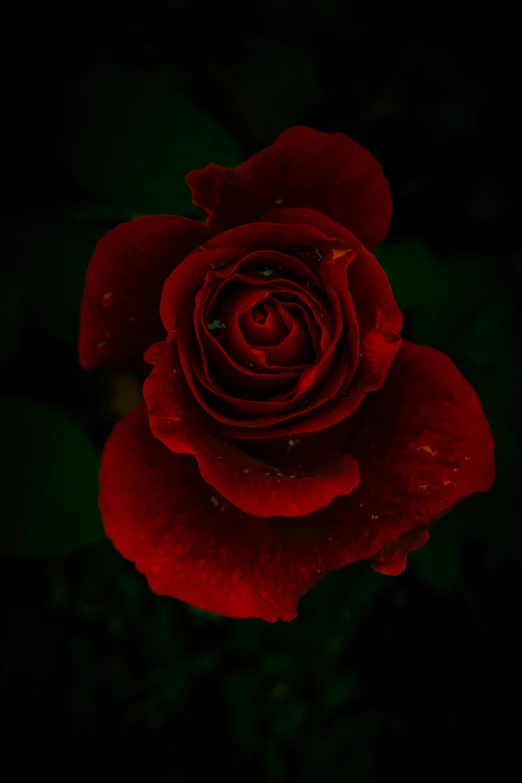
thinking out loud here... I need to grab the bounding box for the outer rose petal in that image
[99,404,345,621]
[79,216,206,370]
[371,529,431,576]
[186,126,392,251]
[327,341,495,568]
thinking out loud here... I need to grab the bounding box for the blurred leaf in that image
[376,241,491,345]
[1,399,103,557]
[0,273,23,364]
[17,218,111,342]
[187,605,225,624]
[455,298,520,369]
[237,40,319,141]
[59,64,242,218]
[264,740,284,780]
[320,671,359,711]
[104,371,144,420]
[410,519,460,595]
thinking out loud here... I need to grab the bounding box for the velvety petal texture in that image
[79,216,206,370]
[101,341,493,621]
[186,126,392,251]
[80,125,495,621]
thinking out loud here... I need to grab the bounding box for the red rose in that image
[80,126,494,621]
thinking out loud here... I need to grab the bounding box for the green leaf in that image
[376,241,491,345]
[410,519,460,595]
[0,273,23,364]
[1,399,103,557]
[455,298,520,368]
[58,65,242,218]
[17,218,111,342]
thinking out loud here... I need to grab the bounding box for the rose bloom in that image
[79,126,494,621]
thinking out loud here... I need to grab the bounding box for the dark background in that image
[2,2,520,779]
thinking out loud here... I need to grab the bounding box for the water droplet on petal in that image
[207,319,226,331]
[100,291,113,308]
[417,445,437,456]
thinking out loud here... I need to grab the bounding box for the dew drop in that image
[207,319,226,331]
[100,291,113,308]
[371,514,379,519]
[419,484,428,490]
[417,445,437,456]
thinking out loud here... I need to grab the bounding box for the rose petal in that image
[261,206,403,334]
[186,125,392,251]
[79,216,206,370]
[143,341,360,517]
[371,530,431,576]
[322,341,495,568]
[99,405,338,621]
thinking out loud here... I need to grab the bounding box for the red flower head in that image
[79,126,494,621]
